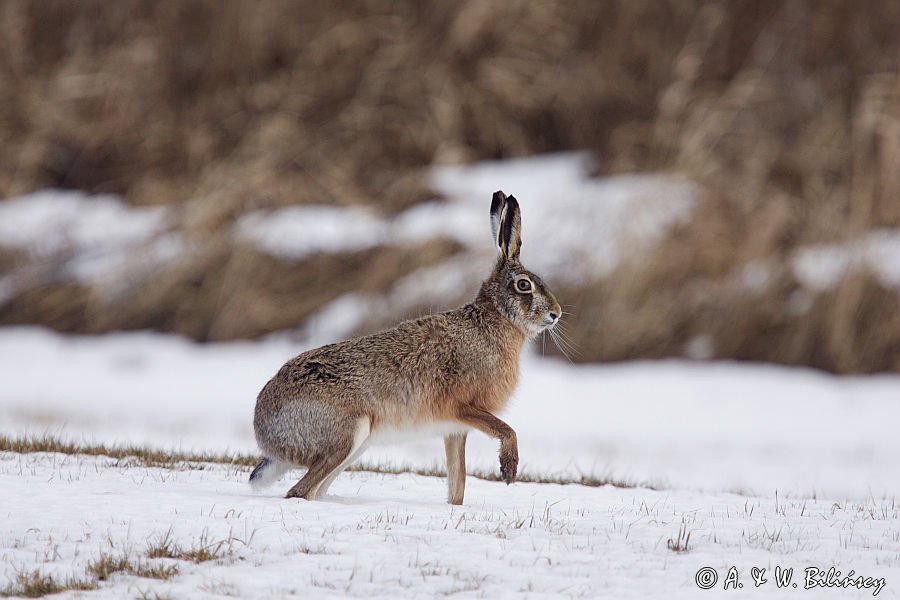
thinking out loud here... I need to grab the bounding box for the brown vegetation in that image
[1,1,899,371]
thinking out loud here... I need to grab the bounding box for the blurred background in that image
[1,0,899,374]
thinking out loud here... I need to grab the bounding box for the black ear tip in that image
[505,195,519,209]
[491,190,506,213]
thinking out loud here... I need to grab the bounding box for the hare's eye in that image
[515,278,533,293]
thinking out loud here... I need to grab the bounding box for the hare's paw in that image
[285,486,313,500]
[499,445,518,485]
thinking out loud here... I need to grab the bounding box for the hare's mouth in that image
[541,313,560,329]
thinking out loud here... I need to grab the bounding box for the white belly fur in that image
[368,420,471,446]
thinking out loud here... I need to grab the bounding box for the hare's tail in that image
[249,457,291,491]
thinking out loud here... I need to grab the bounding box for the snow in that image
[2,449,898,598]
[235,205,388,259]
[0,190,181,296]
[791,230,900,291]
[0,190,168,259]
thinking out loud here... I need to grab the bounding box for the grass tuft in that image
[0,570,97,598]
[87,554,132,581]
[86,552,179,582]
[146,530,231,564]
[666,522,692,553]
[131,563,180,581]
[145,530,180,560]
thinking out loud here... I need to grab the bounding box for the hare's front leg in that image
[455,406,518,485]
[444,432,467,505]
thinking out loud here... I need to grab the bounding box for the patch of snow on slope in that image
[0,190,180,293]
[791,229,900,291]
[0,190,168,258]
[67,231,188,286]
[235,204,388,259]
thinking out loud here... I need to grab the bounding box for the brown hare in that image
[250,191,561,504]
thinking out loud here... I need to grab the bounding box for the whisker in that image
[561,303,577,312]
[550,327,579,359]
[553,322,577,343]
[557,337,578,355]
[554,340,574,362]
[548,328,575,362]
[550,331,565,356]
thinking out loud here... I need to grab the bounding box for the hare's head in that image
[480,191,561,338]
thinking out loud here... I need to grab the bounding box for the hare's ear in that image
[490,190,506,249]
[498,195,522,261]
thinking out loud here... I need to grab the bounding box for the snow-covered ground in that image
[2,450,897,599]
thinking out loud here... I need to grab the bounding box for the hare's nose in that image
[548,311,559,321]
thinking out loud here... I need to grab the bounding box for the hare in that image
[250,191,561,504]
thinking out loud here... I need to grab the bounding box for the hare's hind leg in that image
[285,416,370,500]
[315,417,371,498]
[444,432,467,505]
[285,456,342,500]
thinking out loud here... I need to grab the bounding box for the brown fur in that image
[251,192,561,503]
